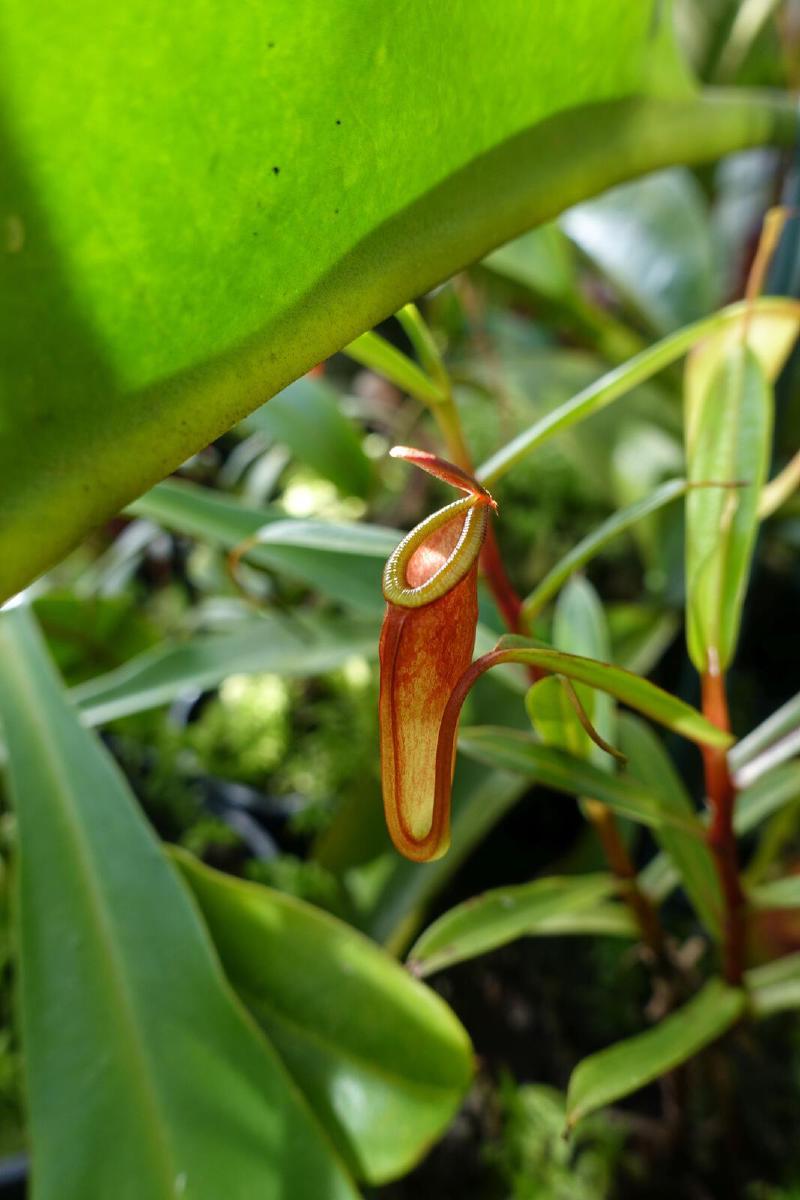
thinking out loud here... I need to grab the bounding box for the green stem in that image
[477,297,800,487]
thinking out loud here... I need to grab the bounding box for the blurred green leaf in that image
[610,423,684,578]
[407,874,635,977]
[562,169,718,334]
[734,762,800,833]
[72,613,378,725]
[174,850,473,1185]
[343,331,444,404]
[522,480,688,621]
[641,760,800,910]
[316,757,528,953]
[606,603,679,677]
[130,478,398,614]
[684,341,772,672]
[0,604,358,1200]
[747,952,800,1018]
[730,688,800,772]
[33,592,157,685]
[620,714,722,936]
[490,639,733,749]
[566,978,745,1129]
[476,298,799,488]
[242,376,373,498]
[749,875,800,910]
[459,727,703,834]
[483,223,580,303]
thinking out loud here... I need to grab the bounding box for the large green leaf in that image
[1,0,797,600]
[174,851,473,1186]
[407,874,635,977]
[0,604,358,1200]
[565,978,745,1129]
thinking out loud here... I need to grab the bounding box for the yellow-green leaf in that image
[1,0,797,600]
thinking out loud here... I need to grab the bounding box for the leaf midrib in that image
[5,636,181,1196]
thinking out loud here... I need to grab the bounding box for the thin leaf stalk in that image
[582,798,666,960]
[701,663,746,985]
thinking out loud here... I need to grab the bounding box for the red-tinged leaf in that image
[390,446,496,506]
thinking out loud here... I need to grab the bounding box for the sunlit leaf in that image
[2,0,797,600]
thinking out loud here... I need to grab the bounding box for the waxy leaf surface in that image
[0,605,358,1200]
[1,1,796,598]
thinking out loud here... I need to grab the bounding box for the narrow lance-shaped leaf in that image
[566,979,745,1129]
[408,874,635,978]
[476,298,800,488]
[0,604,359,1200]
[458,727,702,834]
[130,477,399,616]
[730,688,800,773]
[620,714,722,937]
[71,613,379,726]
[522,479,688,621]
[684,342,772,672]
[343,331,444,404]
[747,953,800,1018]
[467,639,733,749]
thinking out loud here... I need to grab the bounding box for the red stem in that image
[701,664,746,986]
